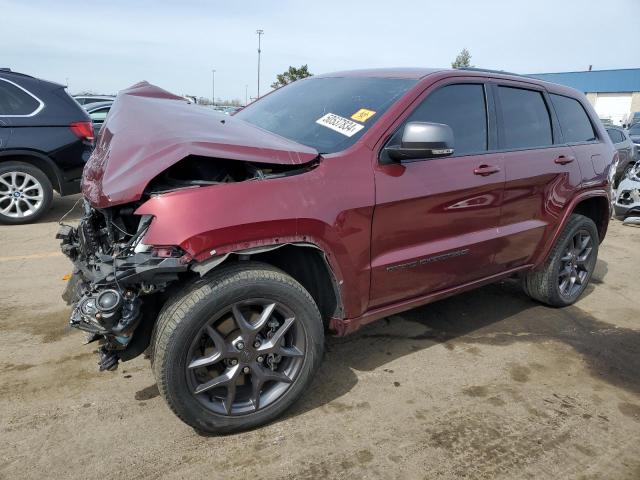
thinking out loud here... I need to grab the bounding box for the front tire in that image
[0,162,53,225]
[523,214,599,307]
[152,262,324,434]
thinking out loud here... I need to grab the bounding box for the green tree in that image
[451,48,474,69]
[271,65,313,89]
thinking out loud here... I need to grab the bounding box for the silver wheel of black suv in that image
[152,262,324,434]
[0,162,53,225]
[522,213,599,307]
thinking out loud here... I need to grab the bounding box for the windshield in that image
[235,77,416,153]
[629,124,640,134]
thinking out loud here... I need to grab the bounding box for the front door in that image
[370,82,505,308]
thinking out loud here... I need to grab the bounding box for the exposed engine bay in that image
[57,200,188,370]
[57,157,316,371]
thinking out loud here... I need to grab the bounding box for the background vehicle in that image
[83,100,113,135]
[627,111,640,127]
[629,122,640,146]
[606,125,637,186]
[73,95,115,105]
[0,69,93,224]
[59,69,615,434]
[614,163,640,219]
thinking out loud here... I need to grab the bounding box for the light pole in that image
[211,69,216,106]
[256,29,264,98]
[245,84,248,106]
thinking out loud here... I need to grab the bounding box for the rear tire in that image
[523,214,599,307]
[0,162,53,225]
[152,262,324,434]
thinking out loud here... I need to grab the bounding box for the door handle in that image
[473,164,501,176]
[554,155,575,165]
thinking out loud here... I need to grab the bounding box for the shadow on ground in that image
[287,261,639,419]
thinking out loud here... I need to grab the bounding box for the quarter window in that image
[550,93,596,143]
[403,83,488,156]
[0,79,41,116]
[498,86,552,149]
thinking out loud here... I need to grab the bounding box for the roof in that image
[528,68,640,93]
[315,68,443,79]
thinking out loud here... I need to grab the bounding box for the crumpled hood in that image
[82,81,319,207]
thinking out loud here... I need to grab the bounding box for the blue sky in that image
[1,0,638,100]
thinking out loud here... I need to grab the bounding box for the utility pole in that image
[245,84,248,106]
[212,69,216,106]
[256,29,264,98]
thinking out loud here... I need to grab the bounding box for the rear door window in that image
[497,86,552,149]
[402,83,488,156]
[550,93,597,143]
[0,79,42,116]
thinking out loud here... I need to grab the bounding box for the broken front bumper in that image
[57,212,189,369]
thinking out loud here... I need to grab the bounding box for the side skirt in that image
[329,264,532,336]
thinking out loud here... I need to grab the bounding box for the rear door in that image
[492,82,582,269]
[370,80,506,308]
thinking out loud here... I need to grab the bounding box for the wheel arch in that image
[191,242,343,326]
[0,149,63,193]
[532,190,610,269]
[571,195,610,242]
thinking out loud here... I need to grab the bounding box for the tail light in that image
[70,121,94,142]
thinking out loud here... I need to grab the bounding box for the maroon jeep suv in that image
[58,68,616,433]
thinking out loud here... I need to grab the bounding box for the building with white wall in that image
[529,68,640,126]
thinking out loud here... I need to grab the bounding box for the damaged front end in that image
[614,163,640,223]
[57,201,189,370]
[57,80,322,371]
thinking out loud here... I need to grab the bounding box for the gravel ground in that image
[1,194,639,479]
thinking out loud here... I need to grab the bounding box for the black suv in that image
[0,69,94,224]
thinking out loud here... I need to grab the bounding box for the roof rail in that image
[456,67,524,77]
[0,68,12,72]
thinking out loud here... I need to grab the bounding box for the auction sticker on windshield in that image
[351,108,376,122]
[316,113,364,137]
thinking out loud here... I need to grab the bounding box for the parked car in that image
[83,100,113,135]
[606,125,637,186]
[222,106,242,115]
[613,163,640,220]
[73,95,115,105]
[0,69,94,224]
[58,70,615,434]
[628,122,640,147]
[627,111,640,128]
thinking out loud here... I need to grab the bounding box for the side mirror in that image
[385,122,455,162]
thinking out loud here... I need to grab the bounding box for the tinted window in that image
[550,93,596,143]
[607,129,623,143]
[0,79,41,116]
[235,77,416,154]
[498,86,552,149]
[403,84,487,155]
